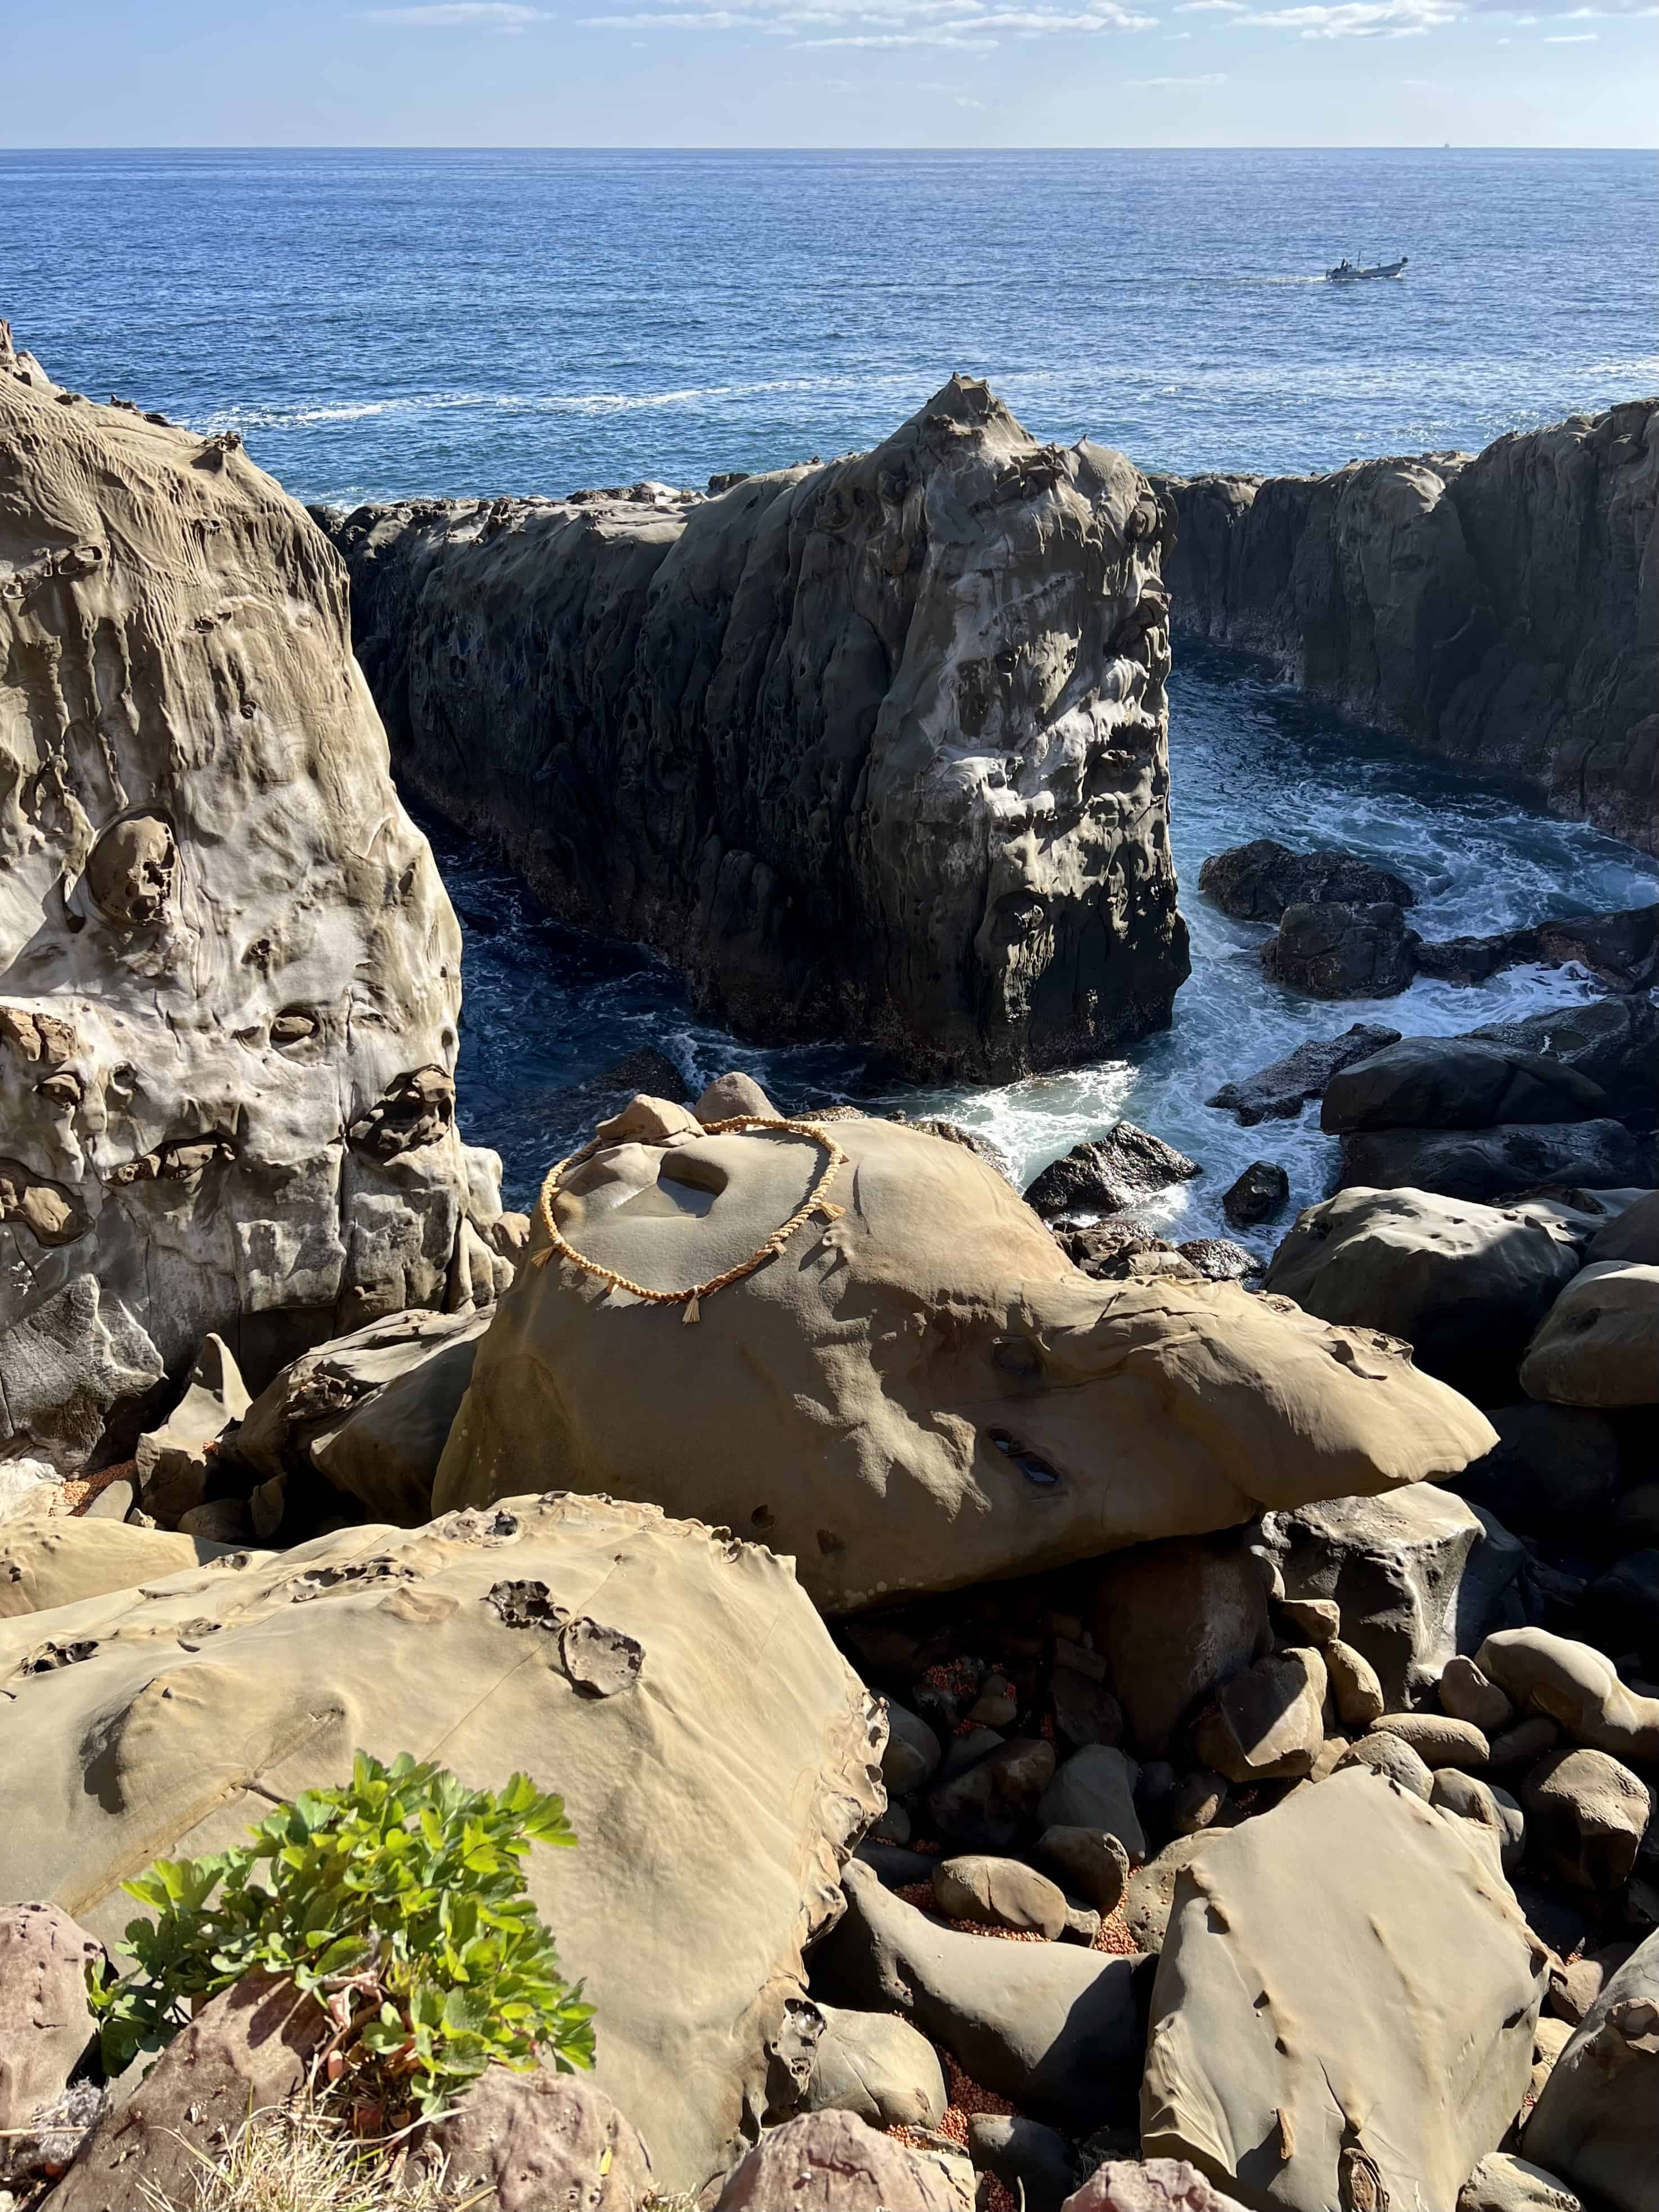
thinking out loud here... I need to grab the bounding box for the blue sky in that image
[6,0,1654,145]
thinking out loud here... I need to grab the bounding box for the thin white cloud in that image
[586,0,1154,36]
[363,2,546,22]
[1127,65,1230,74]
[1237,0,1456,33]
[1543,25,1597,30]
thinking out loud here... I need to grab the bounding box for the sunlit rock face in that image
[436,1105,1498,1610]
[0,323,505,1466]
[325,373,1191,1082]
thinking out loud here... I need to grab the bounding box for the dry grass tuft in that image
[137,2102,467,2212]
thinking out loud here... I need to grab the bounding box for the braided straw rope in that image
[532,1113,849,1323]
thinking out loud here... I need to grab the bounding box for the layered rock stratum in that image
[321,375,1191,1081]
[1153,401,1658,853]
[0,324,506,1467]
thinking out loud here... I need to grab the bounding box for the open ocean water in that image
[5,147,1655,1235]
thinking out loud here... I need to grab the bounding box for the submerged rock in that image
[1320,1035,1612,1132]
[0,327,505,1472]
[324,375,1192,1083]
[435,1109,1496,1611]
[1024,1123,1202,1218]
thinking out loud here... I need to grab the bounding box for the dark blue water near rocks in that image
[7,148,1653,1237]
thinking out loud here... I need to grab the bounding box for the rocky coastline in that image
[2,323,1656,2212]
[320,375,1190,1085]
[1153,399,1659,855]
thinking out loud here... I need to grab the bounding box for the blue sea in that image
[6,148,1654,1234]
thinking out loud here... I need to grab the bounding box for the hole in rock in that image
[986,1429,1062,1487]
[750,1505,775,1531]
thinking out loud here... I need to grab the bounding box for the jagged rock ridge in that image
[1153,401,1658,854]
[0,322,507,1467]
[322,375,1192,1082]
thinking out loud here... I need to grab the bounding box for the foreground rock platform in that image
[0,1491,883,2197]
[322,375,1192,1081]
[0,323,506,1470]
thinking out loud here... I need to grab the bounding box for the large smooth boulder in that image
[1198,840,1414,921]
[1476,1628,1659,1760]
[326,375,1190,1084]
[1154,405,1659,855]
[1190,1647,1327,1782]
[1066,2162,1249,2211]
[0,1493,883,2199]
[1338,1121,1647,1205]
[1260,1484,1494,1709]
[1141,1770,1548,2211]
[810,1859,1144,2133]
[804,2004,947,2130]
[1320,1037,1610,1132]
[1521,1748,1652,1891]
[1520,1263,1659,1407]
[1207,1022,1402,1126]
[435,1112,1496,1611]
[1588,1190,1659,1264]
[1262,1185,1581,1402]
[1524,1929,1658,2212]
[232,1304,492,1524]
[0,1506,249,1620]
[0,326,503,1471]
[1259,900,1420,998]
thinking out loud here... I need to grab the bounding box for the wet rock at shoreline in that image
[1024,1123,1203,1218]
[1258,899,1422,998]
[1198,837,1415,920]
[1207,1021,1402,1124]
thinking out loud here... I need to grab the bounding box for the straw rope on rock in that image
[534,1114,848,1323]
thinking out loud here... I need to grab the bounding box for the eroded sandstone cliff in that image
[1153,400,1658,853]
[0,323,507,1467]
[323,375,1190,1081]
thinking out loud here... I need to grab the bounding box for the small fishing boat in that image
[1326,255,1409,283]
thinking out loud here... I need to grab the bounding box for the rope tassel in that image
[682,1293,700,1325]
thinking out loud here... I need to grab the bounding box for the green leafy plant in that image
[88,1750,595,2118]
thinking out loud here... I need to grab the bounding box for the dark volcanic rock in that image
[1259,900,1421,999]
[323,375,1192,1082]
[1152,401,1659,854]
[1207,1021,1402,1124]
[1022,1123,1203,1229]
[1338,1119,1647,1203]
[1468,997,1657,1118]
[1320,1035,1611,1133]
[1198,837,1415,920]
[1025,1124,1202,1218]
[1221,1161,1290,1226]
[1415,904,1657,992]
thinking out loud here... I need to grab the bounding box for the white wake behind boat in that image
[1327,255,1409,283]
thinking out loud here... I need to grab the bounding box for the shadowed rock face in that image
[322,376,1191,1081]
[435,1110,1498,1611]
[0,325,506,1466]
[1153,401,1659,854]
